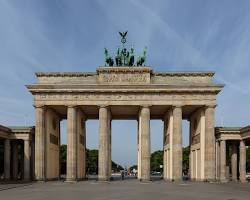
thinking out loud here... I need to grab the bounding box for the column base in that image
[24,178,31,182]
[65,178,77,183]
[240,178,247,183]
[35,179,46,183]
[139,178,152,183]
[98,177,110,182]
[219,178,228,183]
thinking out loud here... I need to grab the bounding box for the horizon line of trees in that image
[60,145,250,174]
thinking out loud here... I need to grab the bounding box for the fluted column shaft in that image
[172,106,182,181]
[163,114,168,180]
[66,106,78,181]
[4,139,10,180]
[24,140,31,181]
[231,142,238,181]
[98,106,110,181]
[239,140,246,182]
[140,106,151,181]
[204,106,216,180]
[215,140,220,180]
[220,140,227,182]
[35,106,46,181]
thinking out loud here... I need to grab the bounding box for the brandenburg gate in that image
[0,32,249,183]
[26,66,223,182]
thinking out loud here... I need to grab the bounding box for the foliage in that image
[129,165,137,171]
[149,147,190,172]
[59,146,123,174]
[150,150,163,172]
[183,146,190,170]
[86,149,98,174]
[60,144,67,174]
[112,161,124,172]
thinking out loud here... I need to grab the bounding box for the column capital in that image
[172,105,182,109]
[205,104,217,109]
[98,104,109,108]
[240,140,245,147]
[34,105,46,109]
[141,105,152,108]
[4,139,10,147]
[67,105,77,109]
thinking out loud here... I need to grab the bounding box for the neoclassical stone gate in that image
[27,66,223,182]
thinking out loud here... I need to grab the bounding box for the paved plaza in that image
[0,180,249,200]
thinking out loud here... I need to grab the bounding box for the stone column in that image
[98,106,111,181]
[81,119,86,180]
[24,140,31,181]
[108,115,112,178]
[140,106,151,181]
[66,106,78,182]
[220,140,227,182]
[76,109,85,180]
[163,115,168,180]
[239,140,246,182]
[215,140,220,180]
[172,106,182,181]
[31,136,35,180]
[4,139,10,180]
[137,118,141,179]
[12,141,19,180]
[204,105,216,181]
[231,142,238,181]
[35,106,46,181]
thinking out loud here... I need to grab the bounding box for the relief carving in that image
[34,93,215,102]
[99,73,149,83]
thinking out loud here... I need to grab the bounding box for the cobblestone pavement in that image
[0,180,249,200]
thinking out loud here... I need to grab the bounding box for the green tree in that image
[112,161,124,172]
[60,144,67,174]
[129,165,137,171]
[150,150,163,172]
[183,146,190,171]
[148,147,190,173]
[86,149,98,174]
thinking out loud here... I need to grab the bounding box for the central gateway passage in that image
[111,120,137,180]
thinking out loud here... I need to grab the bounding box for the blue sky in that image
[0,0,250,167]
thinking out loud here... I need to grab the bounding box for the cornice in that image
[26,84,223,94]
[97,66,152,73]
[35,71,215,78]
[154,71,215,77]
[36,72,96,77]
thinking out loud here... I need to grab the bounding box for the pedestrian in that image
[121,171,125,180]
